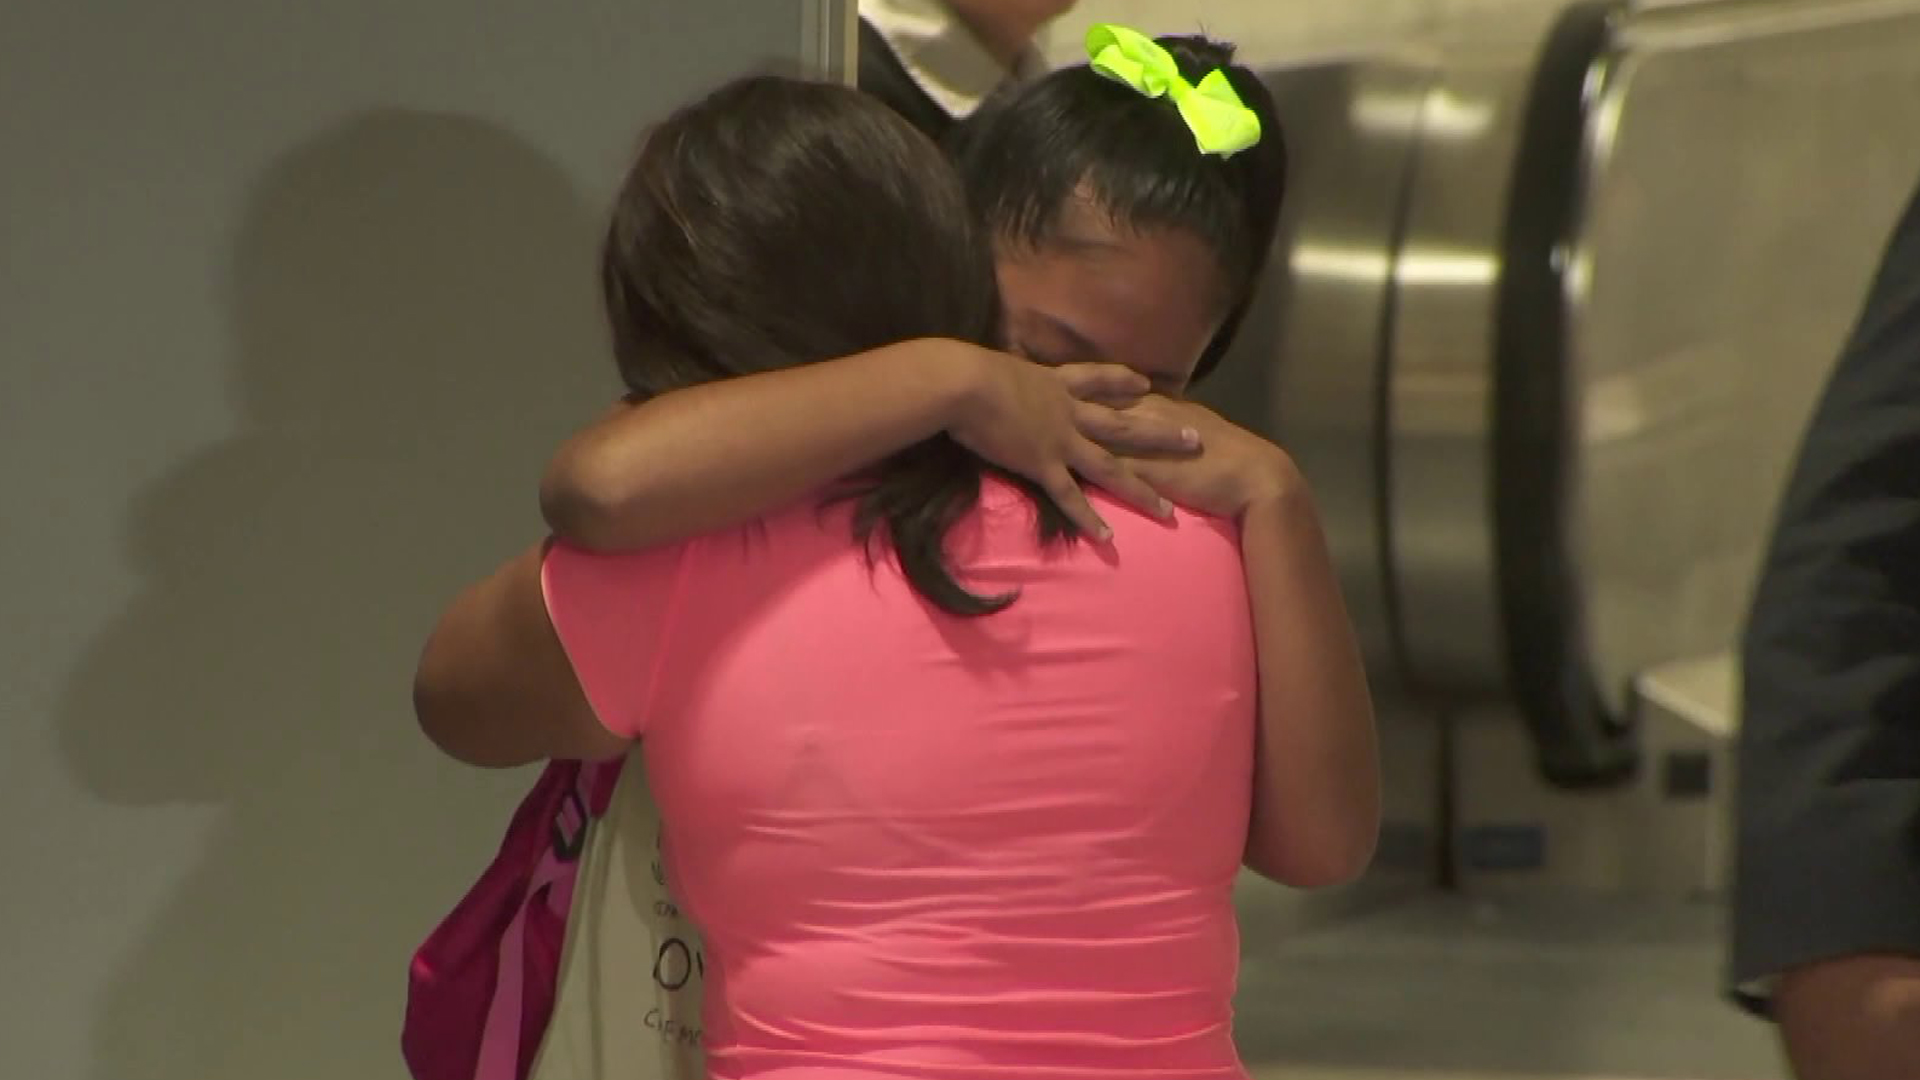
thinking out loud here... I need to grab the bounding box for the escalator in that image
[1211,9,1920,1074]
[1212,0,1920,790]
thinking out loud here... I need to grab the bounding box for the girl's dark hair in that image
[600,75,1071,617]
[948,34,1287,383]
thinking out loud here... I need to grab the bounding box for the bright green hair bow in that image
[1085,24,1262,158]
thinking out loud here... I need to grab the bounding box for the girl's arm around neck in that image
[540,339,1189,550]
[542,339,982,550]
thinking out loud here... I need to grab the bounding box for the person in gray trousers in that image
[1733,173,1920,1080]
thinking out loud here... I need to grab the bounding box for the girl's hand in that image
[946,347,1201,539]
[1112,396,1301,520]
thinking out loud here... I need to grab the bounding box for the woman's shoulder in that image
[1098,495,1243,572]
[685,496,867,577]
[969,477,1241,560]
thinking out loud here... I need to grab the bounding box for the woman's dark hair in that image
[600,75,1071,617]
[948,35,1287,383]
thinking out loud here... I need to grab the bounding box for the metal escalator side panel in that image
[1560,0,1920,753]
[1198,58,1436,683]
[1380,50,1536,700]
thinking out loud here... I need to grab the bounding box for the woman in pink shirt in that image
[535,31,1378,896]
[418,38,1375,1080]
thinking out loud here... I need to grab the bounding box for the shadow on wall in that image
[57,110,615,1080]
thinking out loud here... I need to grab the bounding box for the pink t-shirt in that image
[543,478,1256,1080]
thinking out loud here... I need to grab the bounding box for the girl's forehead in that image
[994,223,1226,390]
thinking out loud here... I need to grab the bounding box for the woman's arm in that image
[1125,398,1380,888]
[415,536,689,768]
[542,338,1197,550]
[413,545,625,768]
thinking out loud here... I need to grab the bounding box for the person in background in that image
[858,0,1077,141]
[1732,174,1920,1080]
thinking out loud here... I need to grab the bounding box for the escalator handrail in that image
[1490,0,1640,789]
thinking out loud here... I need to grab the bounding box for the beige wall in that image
[0,5,826,1080]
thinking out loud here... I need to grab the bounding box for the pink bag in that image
[403,757,624,1080]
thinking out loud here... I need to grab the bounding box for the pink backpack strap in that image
[473,757,622,1080]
